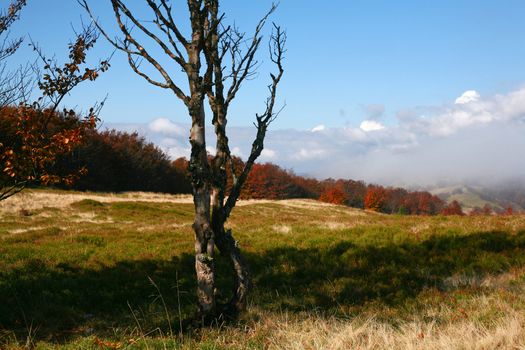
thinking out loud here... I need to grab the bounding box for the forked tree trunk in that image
[208,104,251,314]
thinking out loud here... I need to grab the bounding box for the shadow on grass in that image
[250,230,525,311]
[1,230,525,343]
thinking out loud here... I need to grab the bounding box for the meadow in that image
[1,190,525,349]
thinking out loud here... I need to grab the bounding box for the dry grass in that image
[116,292,524,350]
[265,311,525,350]
[5,226,47,235]
[0,189,194,213]
[187,291,525,350]
[0,189,340,214]
[272,224,293,234]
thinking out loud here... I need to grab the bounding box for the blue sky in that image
[10,1,525,129]
[8,1,525,183]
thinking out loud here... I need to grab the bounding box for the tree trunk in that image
[211,202,251,315]
[216,228,251,312]
[192,190,215,315]
[209,92,251,315]
[189,103,216,316]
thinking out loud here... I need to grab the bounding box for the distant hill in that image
[429,183,525,213]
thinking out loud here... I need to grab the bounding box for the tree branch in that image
[224,24,286,218]
[115,0,187,69]
[79,0,190,104]
[224,4,276,107]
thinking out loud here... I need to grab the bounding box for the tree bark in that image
[216,227,251,312]
[211,200,251,315]
[208,87,251,314]
[189,103,216,316]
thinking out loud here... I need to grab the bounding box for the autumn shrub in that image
[364,185,388,212]
[401,191,444,215]
[319,179,367,208]
[1,107,192,195]
[168,156,452,216]
[319,187,347,205]
[238,162,310,199]
[441,200,465,216]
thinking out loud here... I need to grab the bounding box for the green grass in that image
[1,191,525,348]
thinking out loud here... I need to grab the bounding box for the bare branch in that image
[224,4,277,107]
[224,24,286,217]
[147,0,187,60]
[0,181,26,201]
[258,23,286,125]
[156,0,189,47]
[78,0,139,54]
[79,0,190,104]
[126,53,170,89]
[114,0,187,69]
[0,0,30,107]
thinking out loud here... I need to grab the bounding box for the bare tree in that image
[80,0,285,321]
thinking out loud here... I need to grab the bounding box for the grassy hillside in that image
[430,185,525,212]
[1,190,525,349]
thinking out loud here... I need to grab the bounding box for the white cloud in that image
[455,90,480,105]
[166,146,190,159]
[311,124,326,132]
[111,86,525,186]
[293,147,326,160]
[260,148,277,160]
[160,137,179,147]
[343,126,368,141]
[360,120,385,132]
[410,88,525,136]
[231,147,244,158]
[148,118,186,136]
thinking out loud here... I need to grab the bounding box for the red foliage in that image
[242,163,301,199]
[169,155,448,216]
[173,157,189,175]
[401,191,444,215]
[383,187,409,214]
[364,185,388,212]
[319,187,347,205]
[59,130,192,193]
[441,200,465,216]
[0,26,107,200]
[0,106,96,189]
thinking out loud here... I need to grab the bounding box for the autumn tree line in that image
[4,104,520,217]
[1,104,488,217]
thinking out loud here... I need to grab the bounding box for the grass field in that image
[2,190,525,349]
